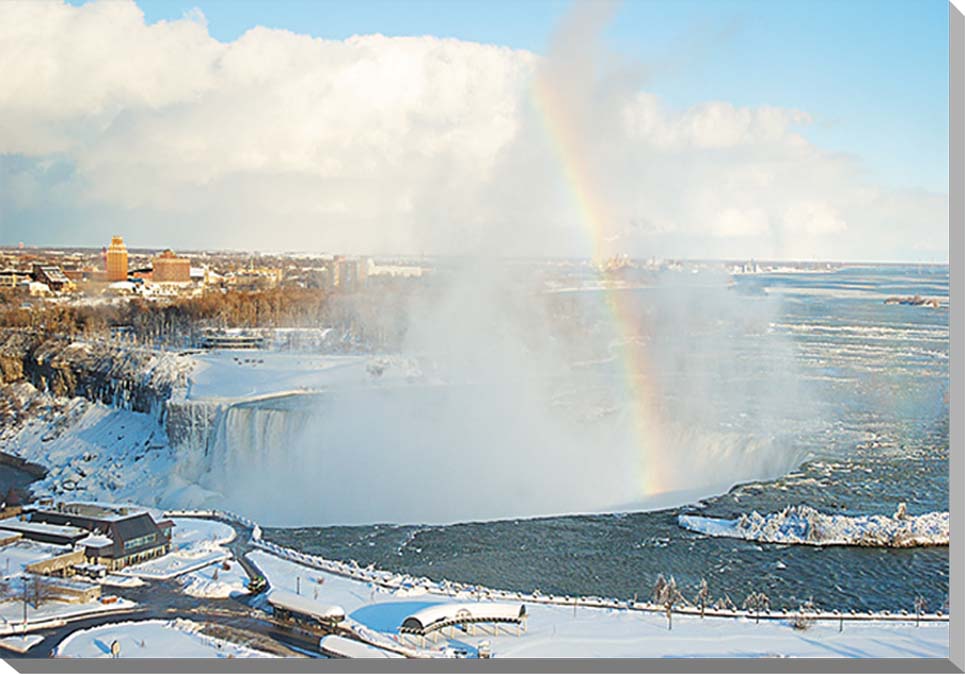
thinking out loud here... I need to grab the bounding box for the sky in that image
[0,0,951,261]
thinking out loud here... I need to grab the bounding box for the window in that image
[123,533,157,551]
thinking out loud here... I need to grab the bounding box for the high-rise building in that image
[105,236,128,282]
[152,249,191,282]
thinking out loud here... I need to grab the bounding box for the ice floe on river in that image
[678,504,949,547]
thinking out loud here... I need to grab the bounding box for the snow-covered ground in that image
[0,597,136,636]
[0,539,73,579]
[679,505,950,547]
[119,518,235,580]
[52,619,272,658]
[246,549,948,659]
[180,560,249,599]
[2,382,178,507]
[187,351,419,401]
[0,634,44,653]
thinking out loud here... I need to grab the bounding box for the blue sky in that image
[3,0,948,260]
[130,0,950,193]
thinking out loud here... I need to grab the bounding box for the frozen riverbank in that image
[246,547,948,658]
[678,505,949,548]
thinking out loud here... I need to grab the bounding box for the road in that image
[0,516,331,659]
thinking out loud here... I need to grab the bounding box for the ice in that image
[678,505,949,547]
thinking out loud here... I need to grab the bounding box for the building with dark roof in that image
[31,264,74,292]
[26,504,173,571]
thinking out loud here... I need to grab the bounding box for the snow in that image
[52,619,273,658]
[120,517,235,580]
[401,602,525,632]
[168,517,236,549]
[0,634,44,653]
[0,596,137,636]
[187,352,416,401]
[319,635,404,658]
[0,539,73,579]
[180,560,249,599]
[77,534,113,548]
[266,589,344,621]
[0,518,86,540]
[246,549,948,658]
[4,384,180,508]
[101,574,145,588]
[679,505,950,547]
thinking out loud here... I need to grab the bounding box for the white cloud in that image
[0,0,948,261]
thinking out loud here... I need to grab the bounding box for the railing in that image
[165,509,950,627]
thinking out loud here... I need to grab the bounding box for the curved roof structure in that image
[400,602,526,635]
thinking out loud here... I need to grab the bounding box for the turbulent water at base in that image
[265,266,950,614]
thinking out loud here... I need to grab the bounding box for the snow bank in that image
[52,619,272,658]
[0,596,137,636]
[678,505,949,547]
[0,634,44,653]
[181,560,249,599]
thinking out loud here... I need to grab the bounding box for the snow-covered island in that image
[678,504,949,548]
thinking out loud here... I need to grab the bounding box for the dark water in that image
[0,462,37,500]
[266,265,950,614]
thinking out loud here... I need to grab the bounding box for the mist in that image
[169,4,822,527]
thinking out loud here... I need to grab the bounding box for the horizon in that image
[0,241,951,267]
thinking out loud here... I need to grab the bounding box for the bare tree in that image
[654,576,684,631]
[693,578,710,619]
[743,591,771,624]
[651,574,667,605]
[28,575,54,609]
[914,595,927,627]
[791,597,817,631]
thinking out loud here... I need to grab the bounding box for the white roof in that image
[401,602,526,632]
[0,517,87,539]
[318,636,404,659]
[266,589,345,621]
[78,534,114,548]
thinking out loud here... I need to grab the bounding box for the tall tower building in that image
[106,235,128,282]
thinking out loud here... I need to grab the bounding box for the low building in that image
[19,280,51,297]
[152,249,191,283]
[0,517,89,547]
[0,269,31,288]
[24,548,86,577]
[32,264,74,292]
[25,504,174,572]
[0,529,23,547]
[44,576,102,604]
[267,589,346,629]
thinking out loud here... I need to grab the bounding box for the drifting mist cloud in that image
[0,0,948,261]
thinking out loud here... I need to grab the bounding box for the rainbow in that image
[531,70,669,496]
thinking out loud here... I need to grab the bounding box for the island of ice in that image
[678,504,949,547]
